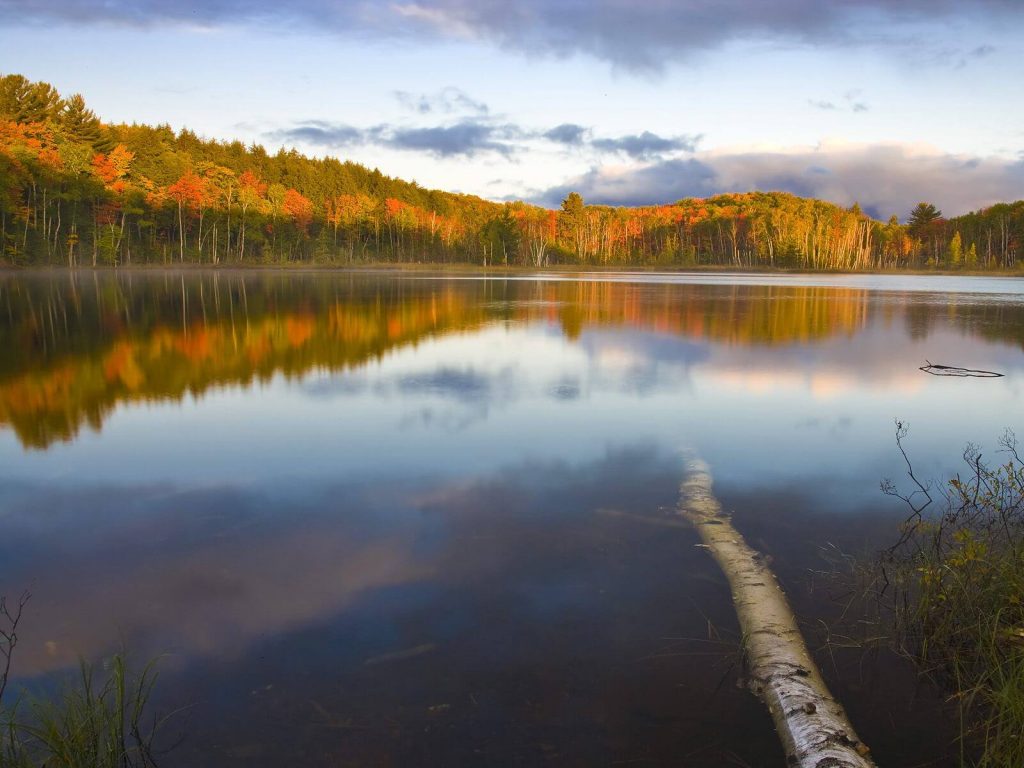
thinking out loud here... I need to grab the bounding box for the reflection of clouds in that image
[300,372,370,398]
[291,315,1016,425]
[3,483,433,677]
[707,367,927,400]
[395,367,497,402]
[4,446,682,680]
[548,379,581,400]
[16,531,429,675]
[793,415,854,435]
[396,404,490,433]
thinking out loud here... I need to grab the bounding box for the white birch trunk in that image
[677,458,875,768]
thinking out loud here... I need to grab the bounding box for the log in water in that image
[677,458,875,768]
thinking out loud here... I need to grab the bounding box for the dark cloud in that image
[542,125,698,160]
[591,131,701,160]
[536,144,1024,219]
[271,120,365,148]
[386,121,519,157]
[270,119,521,157]
[539,158,715,209]
[271,119,697,161]
[3,1,1019,71]
[808,100,838,111]
[543,123,588,146]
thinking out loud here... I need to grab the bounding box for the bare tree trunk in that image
[178,201,185,262]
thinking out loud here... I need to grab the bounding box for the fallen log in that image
[677,458,875,768]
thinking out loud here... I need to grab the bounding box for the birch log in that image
[677,458,875,768]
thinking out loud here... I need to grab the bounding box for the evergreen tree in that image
[58,94,110,151]
[907,202,942,237]
[0,74,62,123]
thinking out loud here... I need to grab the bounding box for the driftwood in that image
[676,459,875,768]
[920,360,1003,377]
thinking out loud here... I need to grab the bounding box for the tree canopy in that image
[0,73,1020,271]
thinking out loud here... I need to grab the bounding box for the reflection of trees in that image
[1,273,1021,449]
[0,273,485,448]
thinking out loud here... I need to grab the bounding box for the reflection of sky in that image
[1,301,1021,505]
[449,271,1024,296]
[0,275,1015,765]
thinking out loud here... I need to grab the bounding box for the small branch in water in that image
[920,360,1003,378]
[363,643,436,667]
[595,507,692,529]
[0,591,30,705]
[880,420,933,556]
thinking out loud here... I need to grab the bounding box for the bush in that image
[881,425,1024,766]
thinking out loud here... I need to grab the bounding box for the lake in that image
[2,269,1023,766]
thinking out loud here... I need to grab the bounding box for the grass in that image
[879,425,1024,767]
[1,597,173,768]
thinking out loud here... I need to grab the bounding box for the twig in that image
[0,591,30,706]
[919,360,1003,378]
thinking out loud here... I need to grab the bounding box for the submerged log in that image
[677,458,875,768]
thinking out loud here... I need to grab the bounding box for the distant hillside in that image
[1,74,1021,270]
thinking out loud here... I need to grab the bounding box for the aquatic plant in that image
[1,600,171,768]
[881,425,1024,767]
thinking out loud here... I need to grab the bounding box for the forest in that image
[1,73,1021,271]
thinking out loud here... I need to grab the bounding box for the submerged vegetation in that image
[2,73,1022,271]
[1,597,168,768]
[880,426,1024,767]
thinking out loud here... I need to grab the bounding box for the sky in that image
[1,0,1023,218]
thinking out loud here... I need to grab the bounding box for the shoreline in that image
[2,262,1022,278]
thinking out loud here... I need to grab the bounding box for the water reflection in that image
[2,271,1022,449]
[2,270,1022,766]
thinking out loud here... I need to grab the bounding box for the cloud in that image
[386,121,519,157]
[591,131,701,160]
[270,119,522,157]
[394,87,489,116]
[809,91,870,113]
[270,120,365,148]
[4,1,1019,71]
[271,118,698,161]
[543,123,588,146]
[537,143,1024,218]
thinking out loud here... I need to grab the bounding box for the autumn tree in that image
[2,73,1023,272]
[947,231,962,267]
[237,170,267,259]
[167,171,208,261]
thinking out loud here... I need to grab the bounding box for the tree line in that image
[1,74,1021,271]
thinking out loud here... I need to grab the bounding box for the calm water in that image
[2,269,1023,766]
